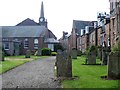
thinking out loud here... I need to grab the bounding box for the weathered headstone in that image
[108,52,120,79]
[37,48,42,56]
[2,51,5,61]
[25,50,31,58]
[102,47,107,65]
[0,51,4,61]
[98,46,102,60]
[71,48,77,59]
[56,50,72,77]
[87,52,96,64]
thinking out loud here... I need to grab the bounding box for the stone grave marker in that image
[2,51,4,61]
[98,46,102,60]
[56,50,72,77]
[71,48,77,59]
[37,48,42,56]
[87,52,96,64]
[108,52,120,79]
[102,47,108,65]
[25,50,31,58]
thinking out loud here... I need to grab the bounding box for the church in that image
[2,1,59,56]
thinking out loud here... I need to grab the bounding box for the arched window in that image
[24,39,29,48]
[34,39,39,49]
[4,42,9,50]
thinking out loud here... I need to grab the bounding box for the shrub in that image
[112,42,120,52]
[41,48,51,56]
[89,45,97,52]
[77,50,82,56]
[51,52,57,56]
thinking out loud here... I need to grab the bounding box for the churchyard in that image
[56,43,120,88]
[61,56,119,88]
[1,42,120,88]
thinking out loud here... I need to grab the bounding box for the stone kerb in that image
[108,52,120,79]
[87,51,96,64]
[56,50,72,77]
[71,48,77,59]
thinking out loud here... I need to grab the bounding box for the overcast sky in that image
[0,0,110,39]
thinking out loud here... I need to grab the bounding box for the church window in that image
[34,39,39,49]
[4,42,9,50]
[24,39,29,49]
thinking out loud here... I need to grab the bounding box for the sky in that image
[0,0,110,39]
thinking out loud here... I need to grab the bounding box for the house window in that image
[34,39,39,49]
[48,44,54,51]
[4,42,9,50]
[24,39,29,48]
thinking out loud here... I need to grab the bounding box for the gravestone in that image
[0,51,4,61]
[71,48,77,59]
[98,46,102,60]
[87,52,96,64]
[56,50,72,77]
[102,47,107,65]
[108,52,120,79]
[25,50,31,58]
[102,47,111,65]
[2,51,4,61]
[37,48,42,56]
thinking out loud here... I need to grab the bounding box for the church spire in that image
[40,1,44,18]
[39,1,48,28]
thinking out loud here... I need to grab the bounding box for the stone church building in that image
[2,2,59,55]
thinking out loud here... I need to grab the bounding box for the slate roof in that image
[2,26,47,37]
[16,18,40,26]
[72,20,95,35]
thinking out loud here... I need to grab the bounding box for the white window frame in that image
[24,39,29,49]
[4,42,10,50]
[34,39,39,49]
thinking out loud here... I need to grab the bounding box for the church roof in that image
[72,20,95,35]
[16,18,39,26]
[2,26,47,37]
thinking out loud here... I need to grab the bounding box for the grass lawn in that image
[62,56,119,88]
[0,55,49,74]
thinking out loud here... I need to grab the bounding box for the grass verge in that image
[62,56,119,88]
[0,55,49,74]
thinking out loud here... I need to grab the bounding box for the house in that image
[70,20,95,52]
[2,1,59,56]
[97,12,110,48]
[109,0,120,46]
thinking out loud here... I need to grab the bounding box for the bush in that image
[41,48,51,56]
[77,50,82,56]
[89,45,97,52]
[51,52,57,56]
[112,42,120,52]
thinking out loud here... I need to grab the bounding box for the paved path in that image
[1,57,61,88]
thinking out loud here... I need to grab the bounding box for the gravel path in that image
[1,56,61,88]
